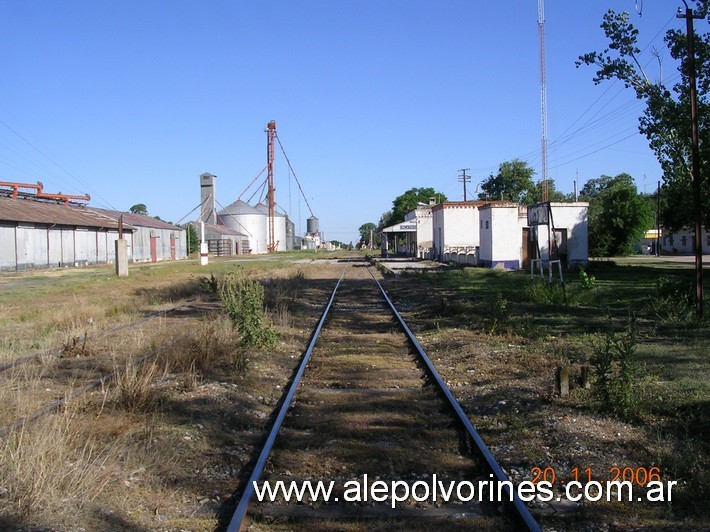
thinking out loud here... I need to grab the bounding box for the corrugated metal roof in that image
[88,207,183,230]
[193,221,247,237]
[0,196,122,229]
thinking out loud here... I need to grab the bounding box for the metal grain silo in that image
[218,200,267,254]
[255,203,287,252]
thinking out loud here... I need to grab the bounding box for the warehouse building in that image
[88,208,187,263]
[0,183,186,272]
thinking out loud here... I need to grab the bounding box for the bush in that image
[590,316,640,419]
[647,275,694,323]
[526,279,567,306]
[578,267,596,289]
[218,272,277,350]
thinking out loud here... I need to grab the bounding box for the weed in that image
[578,267,596,289]
[483,292,510,335]
[590,315,640,419]
[648,275,694,323]
[218,272,277,350]
[113,357,163,414]
[526,279,567,307]
[61,332,90,358]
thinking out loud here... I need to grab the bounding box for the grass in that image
[399,259,710,517]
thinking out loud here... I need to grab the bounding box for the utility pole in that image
[458,168,471,201]
[678,2,703,317]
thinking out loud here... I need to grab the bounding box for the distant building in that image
[381,198,589,270]
[0,192,186,272]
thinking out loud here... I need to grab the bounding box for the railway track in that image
[227,262,540,531]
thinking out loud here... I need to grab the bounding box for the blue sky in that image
[0,1,689,244]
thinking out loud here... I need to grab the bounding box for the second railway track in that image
[229,261,539,530]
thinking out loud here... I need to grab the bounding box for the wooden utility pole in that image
[458,168,471,201]
[678,3,704,317]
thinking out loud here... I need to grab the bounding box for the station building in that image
[383,198,589,270]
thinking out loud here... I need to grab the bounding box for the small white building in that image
[478,203,522,269]
[403,200,436,258]
[431,201,486,263]
[660,228,710,255]
[477,202,589,270]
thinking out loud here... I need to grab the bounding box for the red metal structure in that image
[0,180,90,206]
[266,120,277,252]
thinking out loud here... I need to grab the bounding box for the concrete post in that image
[115,239,128,277]
[199,221,209,266]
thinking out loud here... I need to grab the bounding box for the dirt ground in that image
[0,256,707,530]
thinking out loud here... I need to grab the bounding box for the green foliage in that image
[379,187,447,229]
[526,279,567,306]
[591,316,640,419]
[577,5,710,231]
[218,273,277,350]
[483,292,510,334]
[478,159,536,204]
[358,222,377,247]
[129,203,148,215]
[185,224,199,254]
[578,267,596,289]
[528,178,568,204]
[647,275,694,322]
[582,173,654,256]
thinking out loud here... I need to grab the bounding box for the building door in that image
[553,229,568,265]
[150,236,157,262]
[170,235,176,260]
[522,228,538,270]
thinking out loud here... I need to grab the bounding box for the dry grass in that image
[112,357,165,414]
[0,409,117,523]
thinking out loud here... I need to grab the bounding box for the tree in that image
[478,159,536,204]
[129,203,148,215]
[576,4,710,231]
[379,187,447,229]
[581,173,654,256]
[185,224,198,255]
[358,222,377,247]
[528,178,568,204]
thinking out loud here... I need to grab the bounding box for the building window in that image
[485,221,489,229]
[682,236,687,246]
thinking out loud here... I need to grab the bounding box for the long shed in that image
[0,196,124,271]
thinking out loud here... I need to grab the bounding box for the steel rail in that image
[226,267,347,532]
[367,266,541,532]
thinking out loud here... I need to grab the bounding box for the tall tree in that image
[478,159,536,204]
[129,203,148,215]
[358,222,377,246]
[576,4,709,231]
[379,187,447,228]
[581,173,654,256]
[528,178,568,204]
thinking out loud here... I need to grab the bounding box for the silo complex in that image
[218,200,268,254]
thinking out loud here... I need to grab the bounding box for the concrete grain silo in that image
[217,200,267,254]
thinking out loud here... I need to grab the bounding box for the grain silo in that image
[255,203,287,252]
[217,200,267,254]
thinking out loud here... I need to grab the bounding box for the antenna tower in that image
[538,0,549,202]
[266,121,277,252]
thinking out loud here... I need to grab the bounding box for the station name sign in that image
[527,202,550,226]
